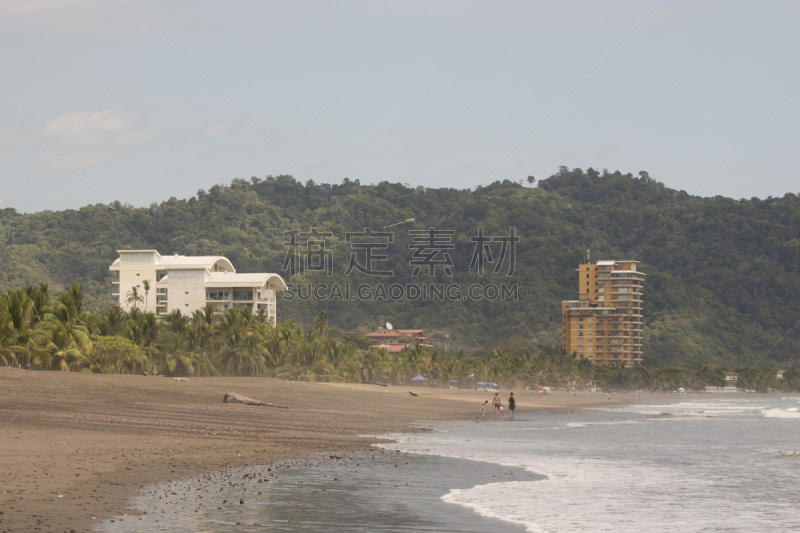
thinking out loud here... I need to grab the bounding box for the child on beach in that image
[481,400,488,417]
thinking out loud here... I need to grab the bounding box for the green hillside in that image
[2,167,799,366]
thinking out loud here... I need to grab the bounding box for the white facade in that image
[109,250,286,325]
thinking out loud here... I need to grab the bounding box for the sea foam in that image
[380,396,800,532]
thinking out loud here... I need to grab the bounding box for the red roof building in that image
[364,327,429,351]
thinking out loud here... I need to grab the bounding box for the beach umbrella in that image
[448,379,458,383]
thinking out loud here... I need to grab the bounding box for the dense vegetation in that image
[1,283,796,392]
[2,167,800,379]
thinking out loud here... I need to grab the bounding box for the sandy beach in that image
[0,367,629,532]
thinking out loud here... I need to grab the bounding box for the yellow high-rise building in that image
[562,260,644,366]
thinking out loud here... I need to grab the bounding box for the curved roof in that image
[111,250,235,272]
[157,255,235,271]
[264,273,288,291]
[205,272,287,290]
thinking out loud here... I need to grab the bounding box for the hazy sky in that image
[1,1,798,213]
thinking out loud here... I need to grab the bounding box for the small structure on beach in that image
[706,372,740,393]
[410,374,429,386]
[476,381,498,392]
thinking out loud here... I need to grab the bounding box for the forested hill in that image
[2,168,799,367]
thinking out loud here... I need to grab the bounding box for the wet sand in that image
[0,367,628,532]
[97,450,541,532]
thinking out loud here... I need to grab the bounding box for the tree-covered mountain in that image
[2,167,799,367]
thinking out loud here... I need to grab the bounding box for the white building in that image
[109,250,286,324]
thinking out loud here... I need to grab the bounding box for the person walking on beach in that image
[481,400,489,417]
[507,392,516,420]
[493,393,502,417]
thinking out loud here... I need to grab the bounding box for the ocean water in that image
[97,395,800,532]
[380,394,800,532]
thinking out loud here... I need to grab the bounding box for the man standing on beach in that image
[507,392,516,420]
[493,392,502,417]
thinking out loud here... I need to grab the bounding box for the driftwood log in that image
[407,391,419,397]
[223,391,288,409]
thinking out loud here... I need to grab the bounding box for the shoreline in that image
[0,367,630,532]
[99,448,539,532]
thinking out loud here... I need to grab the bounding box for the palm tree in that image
[92,306,130,337]
[403,343,431,379]
[126,286,144,310]
[24,282,50,325]
[314,310,329,337]
[44,286,92,355]
[0,288,41,368]
[325,339,354,375]
[277,333,332,381]
[128,309,161,373]
[59,284,86,313]
[0,314,19,367]
[359,348,389,383]
[41,322,88,371]
[494,351,527,389]
[141,280,151,312]
[189,304,216,348]
[216,309,269,376]
[576,358,595,389]
[163,309,189,335]
[261,323,289,371]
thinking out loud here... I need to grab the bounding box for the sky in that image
[1,0,799,213]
